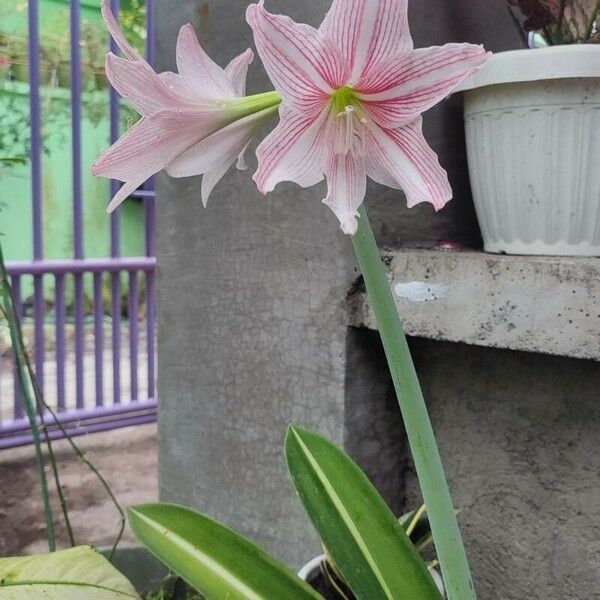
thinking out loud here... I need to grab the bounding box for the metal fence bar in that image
[71,0,83,260]
[93,272,105,407]
[0,412,158,451]
[128,271,139,401]
[54,274,66,412]
[145,0,157,400]
[111,273,121,404]
[28,0,42,261]
[71,0,86,411]
[2,399,158,436]
[74,275,85,410]
[33,276,45,394]
[109,0,122,262]
[28,0,45,399]
[146,0,155,65]
[110,0,122,406]
[7,257,156,276]
[144,187,156,399]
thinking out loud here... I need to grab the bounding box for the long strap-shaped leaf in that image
[0,546,140,599]
[129,503,323,600]
[286,426,442,600]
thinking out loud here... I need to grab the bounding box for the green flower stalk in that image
[352,205,474,599]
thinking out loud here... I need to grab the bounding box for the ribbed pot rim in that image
[456,45,600,92]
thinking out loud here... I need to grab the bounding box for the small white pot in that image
[297,554,326,582]
[458,45,600,256]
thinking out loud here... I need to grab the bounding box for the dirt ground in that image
[0,423,158,556]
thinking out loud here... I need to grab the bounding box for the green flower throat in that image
[331,86,362,114]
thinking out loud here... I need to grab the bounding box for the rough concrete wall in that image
[405,338,600,600]
[346,331,600,598]
[155,0,357,567]
[344,327,408,517]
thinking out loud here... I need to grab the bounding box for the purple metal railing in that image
[0,0,157,449]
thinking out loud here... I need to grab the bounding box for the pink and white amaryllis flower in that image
[92,0,279,211]
[247,0,491,234]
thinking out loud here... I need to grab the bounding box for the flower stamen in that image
[335,106,368,157]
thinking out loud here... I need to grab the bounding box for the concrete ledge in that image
[348,249,600,361]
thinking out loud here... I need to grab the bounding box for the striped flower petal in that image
[225,49,254,97]
[157,71,204,105]
[200,164,232,206]
[246,1,349,114]
[253,104,333,194]
[248,1,490,234]
[365,117,452,210]
[176,24,237,99]
[92,108,225,180]
[323,151,368,235]
[101,0,142,61]
[105,53,180,115]
[92,108,228,211]
[105,178,148,213]
[166,107,278,206]
[358,43,491,128]
[320,0,412,85]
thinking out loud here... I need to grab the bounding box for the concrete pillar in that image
[155,0,356,566]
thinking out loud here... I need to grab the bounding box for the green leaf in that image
[399,508,434,553]
[285,426,442,600]
[0,546,140,599]
[128,503,323,600]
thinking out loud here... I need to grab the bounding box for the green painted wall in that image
[0,82,145,263]
[1,1,104,39]
[0,0,147,301]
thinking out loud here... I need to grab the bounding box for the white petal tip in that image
[341,220,358,236]
[180,23,196,35]
[241,48,255,62]
[433,199,451,212]
[246,1,264,23]
[252,175,272,195]
[106,192,127,213]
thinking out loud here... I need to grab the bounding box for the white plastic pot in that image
[457,45,600,255]
[297,554,326,582]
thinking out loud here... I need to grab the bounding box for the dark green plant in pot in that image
[128,426,444,600]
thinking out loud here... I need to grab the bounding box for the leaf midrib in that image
[132,510,271,600]
[0,580,137,597]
